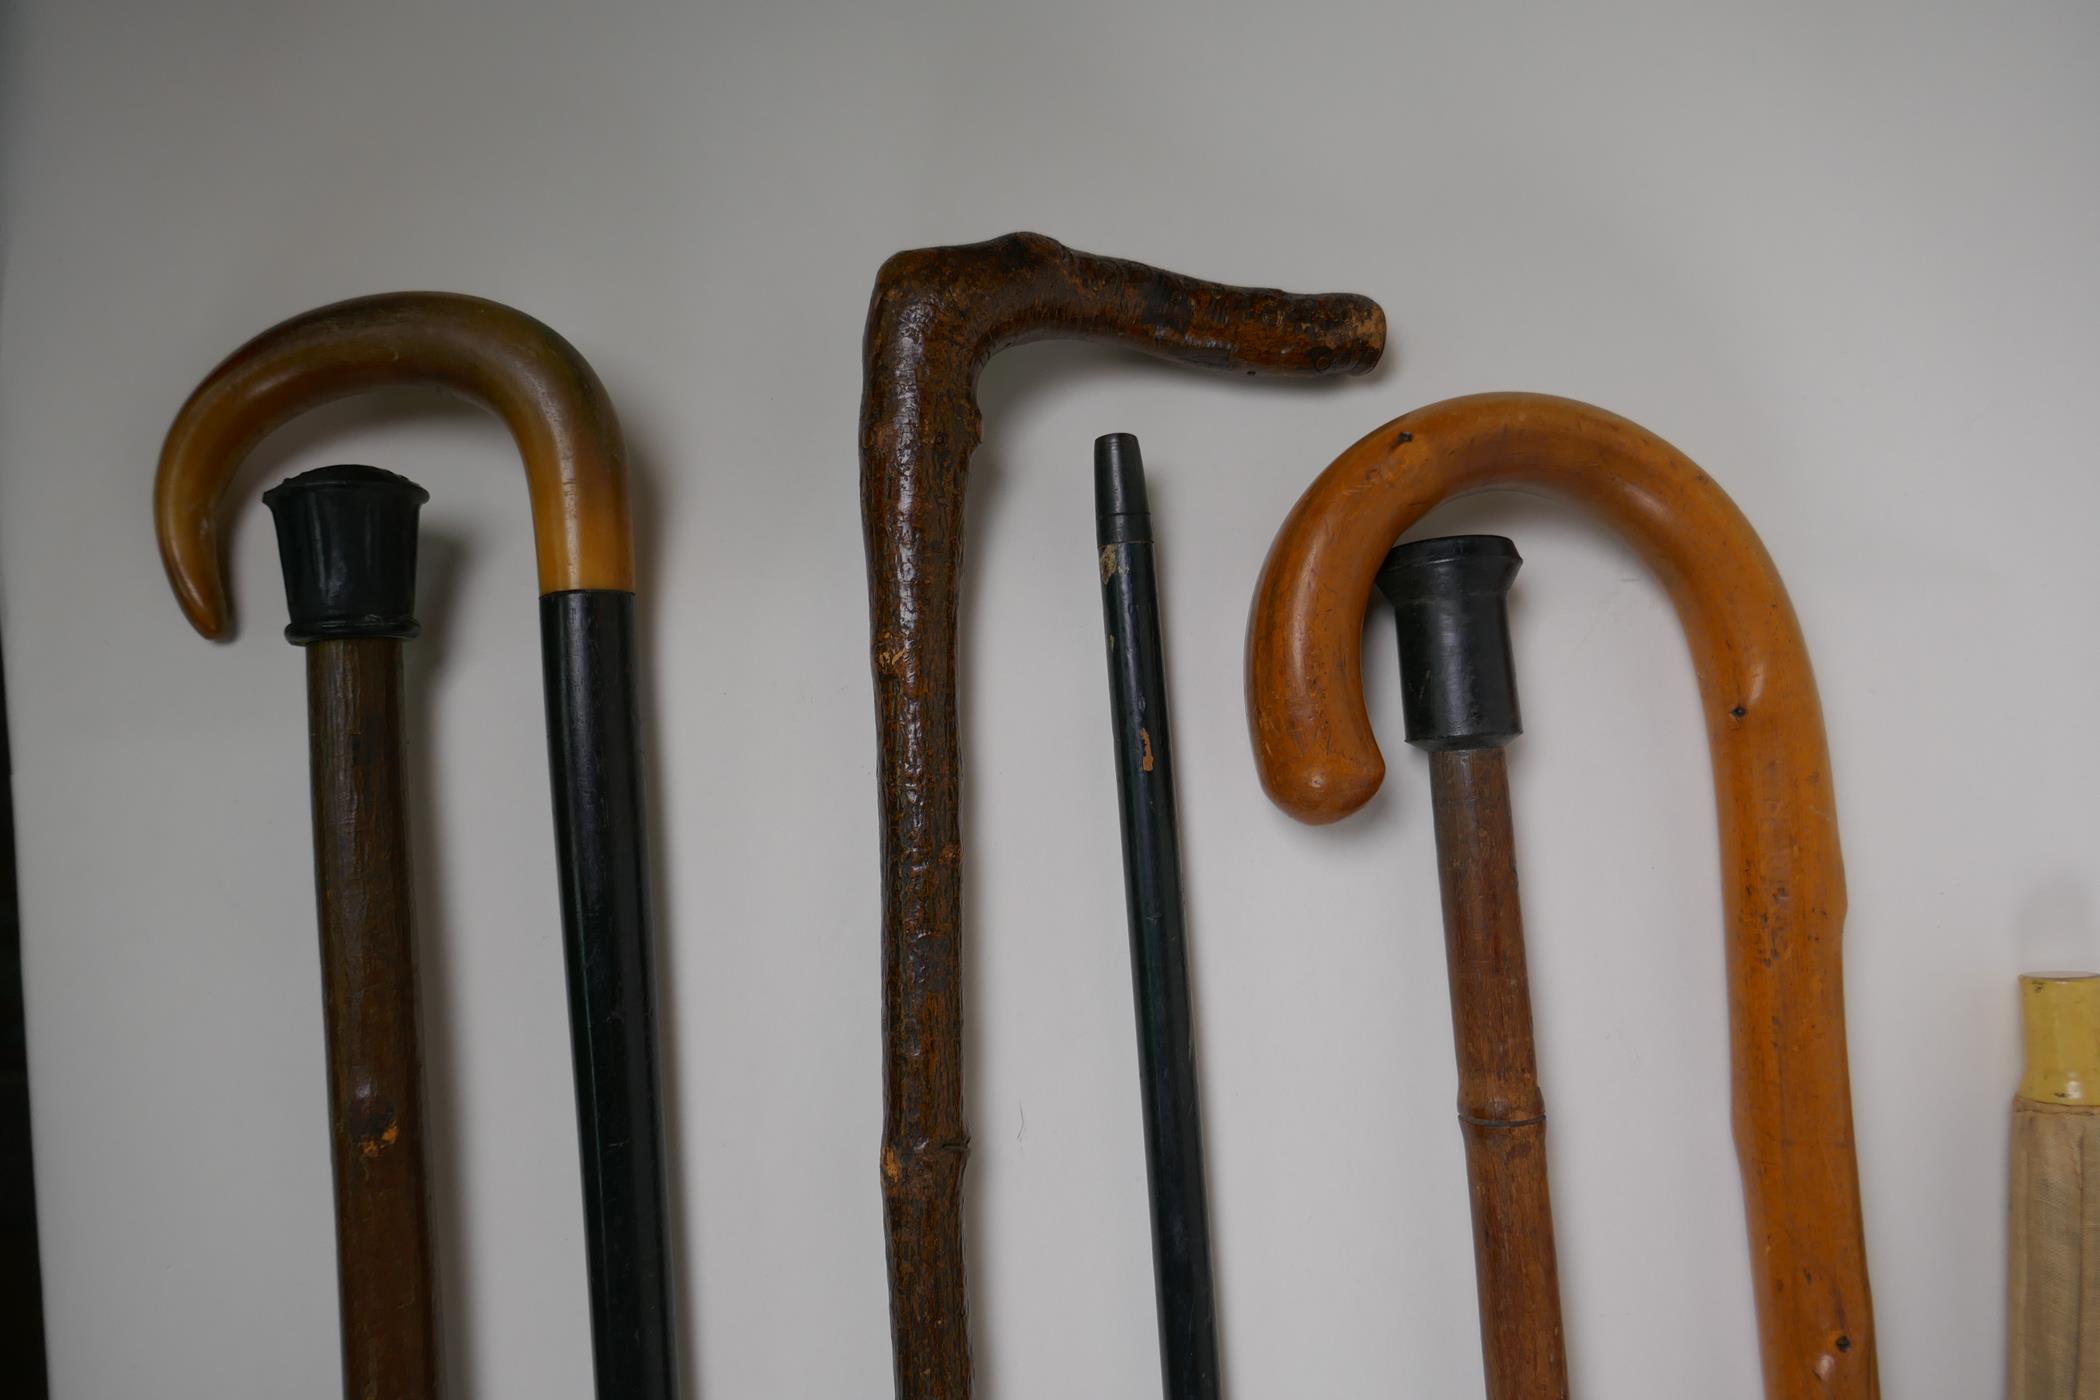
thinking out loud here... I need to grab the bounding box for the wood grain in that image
[156,291,633,633]
[2010,972,2100,1399]
[307,637,442,1399]
[861,232,1385,1399]
[1430,747,1567,1400]
[1246,393,1875,1398]
[2009,1101,2100,1398]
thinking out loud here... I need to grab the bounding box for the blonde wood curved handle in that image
[1246,391,1875,1399]
[156,291,632,636]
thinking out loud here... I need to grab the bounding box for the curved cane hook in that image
[156,291,632,635]
[862,232,1385,1397]
[1246,392,1875,1399]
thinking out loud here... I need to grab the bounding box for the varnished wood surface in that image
[2009,1100,2100,1399]
[1430,748,1567,1400]
[861,231,1385,1399]
[307,637,442,1399]
[2009,974,2100,1399]
[156,291,633,634]
[1246,393,1875,1398]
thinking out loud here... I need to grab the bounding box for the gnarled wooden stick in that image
[861,232,1385,1398]
[1246,392,1875,1398]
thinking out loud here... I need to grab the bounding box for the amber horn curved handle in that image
[861,232,1384,1400]
[159,292,677,1398]
[156,291,632,635]
[1246,392,1876,1399]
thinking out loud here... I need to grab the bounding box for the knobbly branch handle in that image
[861,232,1384,1399]
[156,291,632,636]
[1245,392,1875,1399]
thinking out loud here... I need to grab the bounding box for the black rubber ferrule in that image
[1095,433,1152,546]
[264,465,428,645]
[1376,535,1523,750]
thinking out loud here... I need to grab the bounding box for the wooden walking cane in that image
[1377,535,1566,1399]
[155,294,675,1400]
[861,232,1385,1398]
[2009,971,2100,1398]
[1094,434,1220,1400]
[265,464,443,1398]
[1245,393,1877,1399]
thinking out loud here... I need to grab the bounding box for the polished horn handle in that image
[156,290,632,636]
[1245,391,1876,1400]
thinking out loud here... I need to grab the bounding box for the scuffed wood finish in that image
[155,291,633,634]
[308,637,442,1399]
[861,232,1385,1398]
[2009,973,2100,1399]
[1430,748,1568,1400]
[2009,1102,2100,1398]
[1246,393,1875,1398]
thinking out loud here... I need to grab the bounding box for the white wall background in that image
[2,1,2094,1395]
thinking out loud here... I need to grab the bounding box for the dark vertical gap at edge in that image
[0,626,50,1393]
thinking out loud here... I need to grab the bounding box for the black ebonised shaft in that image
[1094,434,1221,1400]
[540,589,675,1400]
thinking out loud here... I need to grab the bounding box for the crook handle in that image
[1245,392,1876,1400]
[156,291,631,637]
[862,232,1385,1400]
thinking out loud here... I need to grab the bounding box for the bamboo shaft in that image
[1428,747,1568,1400]
[1247,394,1875,1397]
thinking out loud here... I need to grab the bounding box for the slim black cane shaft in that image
[540,589,674,1399]
[1095,435,1221,1400]
[306,637,444,1399]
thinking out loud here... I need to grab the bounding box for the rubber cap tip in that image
[1376,534,1523,750]
[263,464,429,645]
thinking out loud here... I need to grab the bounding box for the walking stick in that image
[264,464,443,1398]
[156,294,674,1399]
[2009,971,2100,1398]
[1378,535,1566,1399]
[1245,393,1877,1399]
[1093,434,1220,1400]
[861,232,1385,1398]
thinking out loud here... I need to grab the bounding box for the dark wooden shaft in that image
[1428,746,1568,1400]
[306,637,442,1399]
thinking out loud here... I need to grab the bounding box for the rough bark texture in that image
[860,232,1385,1399]
[307,637,443,1399]
[1247,393,1877,1398]
[1429,748,1568,1400]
